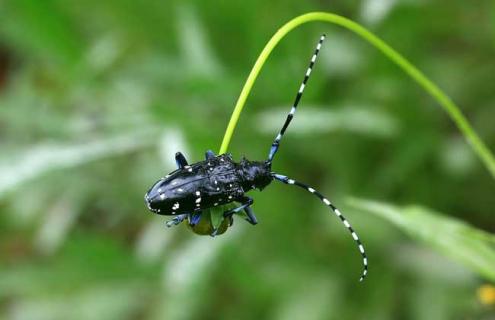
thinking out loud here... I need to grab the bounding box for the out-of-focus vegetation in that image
[0,1,494,319]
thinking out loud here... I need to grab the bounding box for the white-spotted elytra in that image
[144,35,368,281]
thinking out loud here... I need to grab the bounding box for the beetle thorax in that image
[238,158,272,191]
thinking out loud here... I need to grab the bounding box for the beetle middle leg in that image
[188,211,202,226]
[165,214,188,228]
[175,152,189,169]
[205,150,216,160]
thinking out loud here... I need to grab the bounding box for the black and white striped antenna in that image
[272,173,368,282]
[267,34,326,163]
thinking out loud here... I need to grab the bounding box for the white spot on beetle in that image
[288,179,295,184]
[160,194,165,200]
[214,203,218,206]
[216,187,220,191]
[158,188,162,192]
[323,198,331,205]
[228,195,232,200]
[195,191,200,196]
[195,198,201,203]
[178,188,183,192]
[335,209,342,216]
[196,203,200,207]
[308,187,315,193]
[188,168,193,172]
[214,180,218,185]
[229,184,233,187]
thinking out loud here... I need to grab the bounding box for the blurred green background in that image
[1,1,494,319]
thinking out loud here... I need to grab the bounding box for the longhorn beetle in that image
[145,35,368,281]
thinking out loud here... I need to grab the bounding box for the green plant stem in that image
[219,12,495,179]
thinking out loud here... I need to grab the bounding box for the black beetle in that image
[144,35,368,281]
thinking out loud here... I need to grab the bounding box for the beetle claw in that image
[210,228,219,237]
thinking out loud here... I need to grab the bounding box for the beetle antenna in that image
[267,34,326,164]
[272,173,368,282]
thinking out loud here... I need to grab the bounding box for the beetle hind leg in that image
[165,214,188,228]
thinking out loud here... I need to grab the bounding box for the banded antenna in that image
[272,173,368,282]
[267,34,326,163]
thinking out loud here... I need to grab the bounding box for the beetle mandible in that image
[144,35,368,281]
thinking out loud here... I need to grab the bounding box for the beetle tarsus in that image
[210,228,219,237]
[166,214,188,227]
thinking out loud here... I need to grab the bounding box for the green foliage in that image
[348,198,495,281]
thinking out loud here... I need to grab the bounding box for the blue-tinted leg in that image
[244,206,258,225]
[205,150,216,160]
[223,196,258,225]
[188,211,202,226]
[175,152,188,169]
[166,214,188,228]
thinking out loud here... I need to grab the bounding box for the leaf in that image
[209,206,225,229]
[0,129,159,198]
[347,197,495,281]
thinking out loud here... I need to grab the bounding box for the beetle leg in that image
[175,152,189,169]
[223,196,258,225]
[211,213,234,237]
[165,214,188,228]
[188,211,202,226]
[243,206,258,225]
[205,150,216,160]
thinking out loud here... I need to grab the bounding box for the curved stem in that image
[219,12,495,179]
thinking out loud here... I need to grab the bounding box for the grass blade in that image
[347,197,495,281]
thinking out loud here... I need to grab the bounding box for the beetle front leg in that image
[223,196,258,225]
[243,206,258,225]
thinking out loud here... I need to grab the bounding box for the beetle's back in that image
[145,154,244,215]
